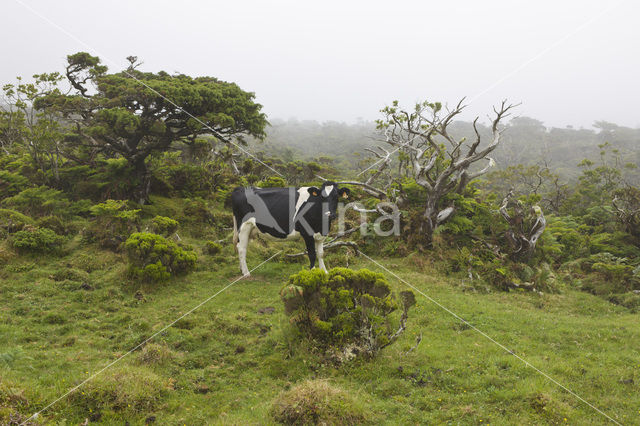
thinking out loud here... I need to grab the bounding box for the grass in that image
[1,212,640,424]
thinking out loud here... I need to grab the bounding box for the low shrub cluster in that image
[124,232,197,282]
[204,240,222,255]
[182,198,214,225]
[85,200,140,250]
[150,215,179,236]
[2,186,90,218]
[280,268,415,361]
[0,209,34,237]
[10,226,64,253]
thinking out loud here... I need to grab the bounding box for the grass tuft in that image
[270,379,372,425]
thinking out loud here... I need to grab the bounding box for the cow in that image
[231,182,350,276]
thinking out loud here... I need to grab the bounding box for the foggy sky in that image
[3,0,639,128]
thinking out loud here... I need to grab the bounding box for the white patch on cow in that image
[294,186,310,217]
[322,185,334,197]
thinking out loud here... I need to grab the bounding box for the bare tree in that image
[358,98,516,245]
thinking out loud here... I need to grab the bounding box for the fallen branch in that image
[403,333,423,355]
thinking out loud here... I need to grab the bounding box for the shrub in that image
[86,199,140,250]
[608,292,640,312]
[11,227,64,252]
[0,170,29,199]
[182,198,214,224]
[257,176,287,188]
[0,208,34,236]
[124,232,197,282]
[150,215,179,236]
[280,268,415,360]
[204,240,222,255]
[2,186,89,218]
[271,379,369,425]
[36,215,68,235]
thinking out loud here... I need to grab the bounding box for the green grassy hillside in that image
[1,223,638,425]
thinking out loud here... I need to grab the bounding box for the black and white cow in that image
[231,182,350,276]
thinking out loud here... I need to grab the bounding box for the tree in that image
[1,73,66,183]
[40,52,268,203]
[357,98,516,245]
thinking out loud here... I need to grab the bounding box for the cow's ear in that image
[308,187,320,197]
[338,187,350,199]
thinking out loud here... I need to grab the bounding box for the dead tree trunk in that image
[361,99,516,246]
[499,191,546,260]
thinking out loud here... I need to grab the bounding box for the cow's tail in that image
[232,215,239,252]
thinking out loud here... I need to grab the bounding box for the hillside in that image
[2,52,640,426]
[1,197,638,425]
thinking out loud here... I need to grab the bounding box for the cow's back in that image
[231,187,299,239]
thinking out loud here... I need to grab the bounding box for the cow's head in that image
[307,181,350,221]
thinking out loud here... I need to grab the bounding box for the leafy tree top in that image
[35,52,268,202]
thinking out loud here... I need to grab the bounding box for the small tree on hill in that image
[38,52,268,203]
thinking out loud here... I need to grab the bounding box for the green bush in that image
[257,176,287,188]
[182,198,214,224]
[86,199,140,250]
[280,268,415,361]
[2,186,89,218]
[124,232,197,282]
[11,227,64,252]
[0,208,35,237]
[36,215,69,235]
[608,292,640,312]
[204,240,222,255]
[151,215,179,236]
[0,170,29,199]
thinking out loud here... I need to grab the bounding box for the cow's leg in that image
[237,221,253,276]
[303,235,316,270]
[314,235,327,272]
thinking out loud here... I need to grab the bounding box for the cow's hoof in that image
[242,273,251,278]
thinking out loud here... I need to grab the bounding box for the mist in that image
[3,0,639,128]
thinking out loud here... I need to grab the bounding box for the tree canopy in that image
[39,52,268,203]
